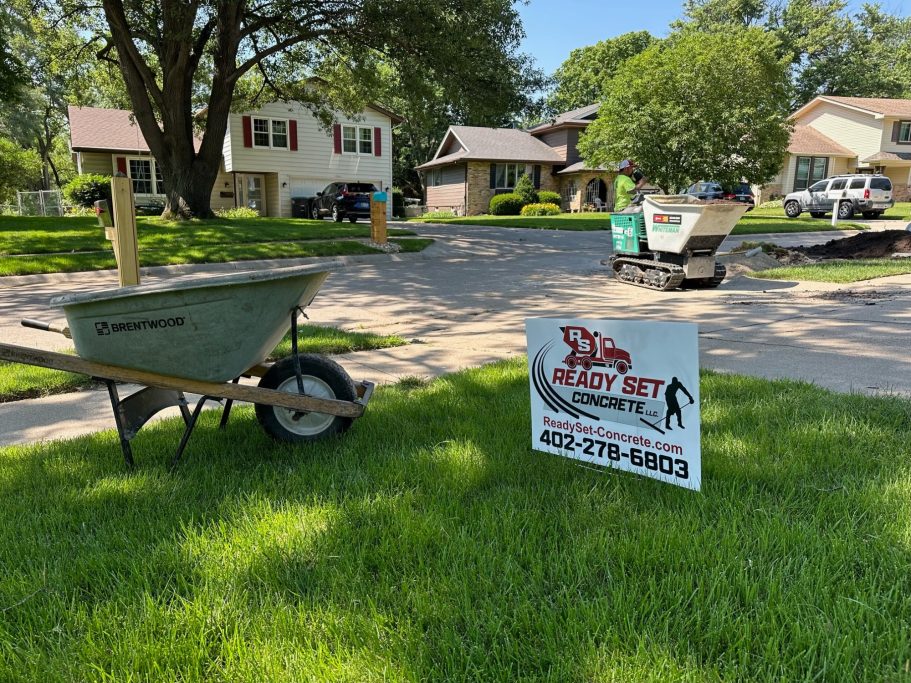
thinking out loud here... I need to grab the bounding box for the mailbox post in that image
[370,190,388,244]
[98,173,141,286]
[829,188,847,228]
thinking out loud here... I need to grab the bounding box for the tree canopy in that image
[577,29,792,192]
[546,31,655,114]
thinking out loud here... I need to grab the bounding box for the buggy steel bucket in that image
[50,264,336,383]
[642,194,748,254]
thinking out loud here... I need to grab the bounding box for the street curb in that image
[0,246,439,288]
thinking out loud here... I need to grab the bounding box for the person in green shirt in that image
[613,159,647,212]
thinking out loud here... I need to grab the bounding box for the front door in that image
[237,174,266,214]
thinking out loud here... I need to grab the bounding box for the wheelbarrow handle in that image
[21,318,72,339]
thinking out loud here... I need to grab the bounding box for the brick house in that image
[418,104,619,215]
[763,96,911,201]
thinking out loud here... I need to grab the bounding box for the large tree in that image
[546,31,655,114]
[577,29,792,193]
[46,0,533,219]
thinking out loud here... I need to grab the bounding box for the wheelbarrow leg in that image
[104,380,135,468]
[170,396,213,469]
[218,378,240,430]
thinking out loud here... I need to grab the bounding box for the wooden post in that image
[370,191,388,244]
[109,173,140,286]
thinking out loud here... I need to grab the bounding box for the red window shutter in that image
[893,121,901,143]
[374,127,382,156]
[289,119,298,151]
[333,124,342,154]
[116,156,127,174]
[242,116,252,148]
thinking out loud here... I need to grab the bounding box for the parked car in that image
[309,182,378,222]
[721,182,755,211]
[685,182,724,200]
[783,174,894,220]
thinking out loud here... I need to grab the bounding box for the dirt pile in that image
[798,230,911,260]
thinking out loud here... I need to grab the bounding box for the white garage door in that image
[289,177,330,199]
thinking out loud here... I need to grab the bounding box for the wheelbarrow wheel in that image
[255,354,357,442]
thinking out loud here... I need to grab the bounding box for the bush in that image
[489,193,525,215]
[514,174,539,205]
[63,173,111,208]
[64,206,95,217]
[214,206,260,219]
[520,202,562,216]
[392,189,405,216]
[419,209,457,219]
[537,190,561,205]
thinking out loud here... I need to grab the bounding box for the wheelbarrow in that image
[0,264,374,467]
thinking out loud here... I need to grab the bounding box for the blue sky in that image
[518,0,911,76]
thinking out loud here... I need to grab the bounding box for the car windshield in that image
[808,181,828,192]
[344,183,378,193]
[690,183,714,192]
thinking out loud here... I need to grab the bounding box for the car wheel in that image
[810,212,825,218]
[837,201,854,220]
[784,200,801,218]
[310,203,321,220]
[348,215,357,223]
[332,204,343,222]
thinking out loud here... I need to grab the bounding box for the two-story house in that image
[68,100,401,217]
[764,96,911,201]
[418,104,617,215]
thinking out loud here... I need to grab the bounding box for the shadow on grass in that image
[0,361,910,680]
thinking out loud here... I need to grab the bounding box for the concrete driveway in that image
[2,222,910,446]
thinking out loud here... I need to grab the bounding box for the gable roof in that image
[793,95,911,121]
[788,125,855,156]
[416,126,563,170]
[69,106,157,153]
[527,103,600,134]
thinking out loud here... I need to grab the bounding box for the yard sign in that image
[526,318,701,491]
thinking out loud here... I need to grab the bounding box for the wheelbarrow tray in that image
[50,264,336,383]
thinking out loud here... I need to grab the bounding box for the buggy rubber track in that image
[682,263,727,289]
[609,256,686,291]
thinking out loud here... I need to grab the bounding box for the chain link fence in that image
[15,190,65,216]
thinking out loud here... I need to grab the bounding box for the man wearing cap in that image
[614,160,648,213]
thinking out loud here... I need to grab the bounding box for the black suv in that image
[310,182,377,223]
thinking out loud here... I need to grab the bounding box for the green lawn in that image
[1,360,909,680]
[752,258,911,283]
[411,209,866,235]
[0,216,422,276]
[0,325,406,403]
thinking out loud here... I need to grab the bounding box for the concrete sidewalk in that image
[3,223,911,448]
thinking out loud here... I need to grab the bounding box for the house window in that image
[494,163,525,189]
[342,125,373,154]
[899,121,911,144]
[359,127,373,154]
[428,169,442,187]
[252,117,288,149]
[128,158,154,194]
[793,156,828,191]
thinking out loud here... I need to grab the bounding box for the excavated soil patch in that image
[798,230,911,259]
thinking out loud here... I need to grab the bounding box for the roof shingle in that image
[68,106,202,153]
[817,96,911,118]
[788,125,855,156]
[417,126,563,170]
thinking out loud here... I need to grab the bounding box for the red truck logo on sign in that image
[561,325,633,374]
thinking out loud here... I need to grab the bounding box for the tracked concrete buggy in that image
[609,195,749,291]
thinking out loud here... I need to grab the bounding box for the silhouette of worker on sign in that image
[664,376,694,430]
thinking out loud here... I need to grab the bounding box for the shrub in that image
[63,173,111,208]
[214,206,260,219]
[392,189,405,216]
[64,206,95,217]
[514,174,539,205]
[520,202,561,216]
[420,209,457,219]
[537,190,561,205]
[489,193,525,215]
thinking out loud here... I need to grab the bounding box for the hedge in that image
[519,202,561,216]
[489,193,524,215]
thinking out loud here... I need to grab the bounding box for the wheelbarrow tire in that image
[255,354,357,442]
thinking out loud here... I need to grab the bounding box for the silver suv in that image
[783,174,893,220]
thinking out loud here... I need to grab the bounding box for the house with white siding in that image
[764,96,911,201]
[68,101,401,217]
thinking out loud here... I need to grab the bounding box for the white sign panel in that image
[526,318,701,491]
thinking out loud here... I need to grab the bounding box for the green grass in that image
[1,360,910,681]
[0,326,406,403]
[752,258,911,283]
[0,216,424,276]
[411,210,866,234]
